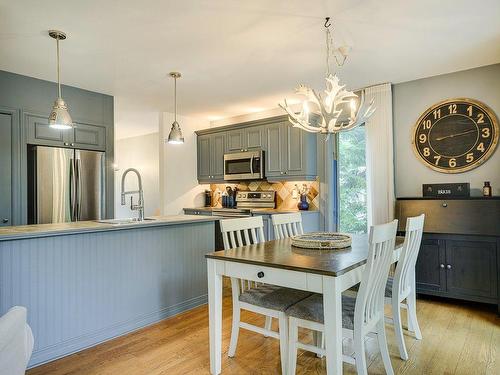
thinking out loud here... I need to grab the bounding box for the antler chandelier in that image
[279,17,375,135]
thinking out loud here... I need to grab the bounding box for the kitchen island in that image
[0,215,218,367]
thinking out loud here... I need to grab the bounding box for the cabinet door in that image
[245,127,265,150]
[415,237,446,293]
[26,113,70,147]
[445,239,498,300]
[210,133,226,180]
[264,123,283,177]
[226,129,244,152]
[0,113,12,226]
[73,123,106,151]
[285,125,305,175]
[197,135,211,181]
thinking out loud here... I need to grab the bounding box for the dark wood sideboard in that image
[396,198,500,312]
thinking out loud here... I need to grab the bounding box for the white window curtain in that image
[364,83,395,227]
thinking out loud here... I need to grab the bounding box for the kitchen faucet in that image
[120,168,144,221]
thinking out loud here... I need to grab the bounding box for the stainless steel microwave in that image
[224,150,264,181]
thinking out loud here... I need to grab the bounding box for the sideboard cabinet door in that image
[415,237,446,293]
[445,239,498,300]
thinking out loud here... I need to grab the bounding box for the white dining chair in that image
[385,214,424,360]
[220,216,312,375]
[271,212,304,239]
[0,306,34,375]
[286,220,398,375]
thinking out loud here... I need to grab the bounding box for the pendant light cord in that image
[56,36,62,99]
[174,76,177,122]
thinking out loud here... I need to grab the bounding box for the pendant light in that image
[48,30,73,130]
[167,72,184,144]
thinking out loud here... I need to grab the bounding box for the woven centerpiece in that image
[291,232,352,250]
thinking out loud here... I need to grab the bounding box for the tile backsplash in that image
[209,178,319,210]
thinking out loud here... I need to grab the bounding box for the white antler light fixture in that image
[166,72,184,144]
[279,18,375,135]
[48,30,73,130]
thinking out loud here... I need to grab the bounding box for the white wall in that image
[114,132,161,218]
[160,113,209,215]
[393,64,500,197]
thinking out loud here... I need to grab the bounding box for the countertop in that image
[183,207,320,215]
[0,215,220,241]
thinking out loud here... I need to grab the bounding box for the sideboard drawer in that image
[396,199,500,236]
[224,262,308,290]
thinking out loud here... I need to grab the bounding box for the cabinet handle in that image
[442,203,448,207]
[64,142,69,146]
[440,264,445,269]
[446,264,452,270]
[2,218,8,224]
[70,143,75,146]
[257,271,264,278]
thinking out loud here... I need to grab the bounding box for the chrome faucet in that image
[120,168,144,221]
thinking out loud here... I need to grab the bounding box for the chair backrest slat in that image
[354,220,398,328]
[271,212,304,239]
[394,214,425,297]
[220,216,267,292]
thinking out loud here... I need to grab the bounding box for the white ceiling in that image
[1,0,499,124]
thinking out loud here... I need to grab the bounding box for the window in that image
[337,126,367,233]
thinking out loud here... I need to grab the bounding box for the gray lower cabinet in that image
[415,234,498,307]
[197,133,225,183]
[26,113,106,151]
[0,112,12,227]
[397,198,499,310]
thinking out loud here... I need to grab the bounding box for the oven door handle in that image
[250,155,254,175]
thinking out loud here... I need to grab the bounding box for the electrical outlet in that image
[292,189,298,199]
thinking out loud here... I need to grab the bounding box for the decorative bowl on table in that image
[291,232,352,250]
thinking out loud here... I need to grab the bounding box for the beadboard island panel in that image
[0,220,215,367]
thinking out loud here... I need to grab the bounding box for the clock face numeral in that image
[413,99,498,173]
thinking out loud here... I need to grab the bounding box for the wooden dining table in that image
[205,234,404,375]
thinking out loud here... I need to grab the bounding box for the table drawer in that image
[224,262,308,290]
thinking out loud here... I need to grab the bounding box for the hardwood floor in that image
[28,295,499,375]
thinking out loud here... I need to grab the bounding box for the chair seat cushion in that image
[285,294,356,329]
[239,284,312,311]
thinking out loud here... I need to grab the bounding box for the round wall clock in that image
[412,98,499,173]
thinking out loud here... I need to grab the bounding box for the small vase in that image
[297,194,309,211]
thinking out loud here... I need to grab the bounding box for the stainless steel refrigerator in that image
[28,146,106,224]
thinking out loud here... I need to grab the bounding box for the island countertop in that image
[0,215,220,241]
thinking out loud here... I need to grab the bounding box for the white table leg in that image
[207,259,223,375]
[323,276,343,375]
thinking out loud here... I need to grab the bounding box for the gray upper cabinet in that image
[72,122,106,151]
[263,122,284,178]
[262,120,317,181]
[0,112,12,226]
[227,127,265,152]
[226,129,244,152]
[197,133,226,183]
[26,114,106,151]
[196,116,317,183]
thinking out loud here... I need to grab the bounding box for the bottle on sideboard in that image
[483,181,492,197]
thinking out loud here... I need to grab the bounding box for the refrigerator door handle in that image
[76,158,82,221]
[69,158,77,221]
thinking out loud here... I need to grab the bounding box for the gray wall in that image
[0,70,115,222]
[393,64,500,197]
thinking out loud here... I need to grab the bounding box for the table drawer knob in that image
[442,203,448,207]
[257,271,264,278]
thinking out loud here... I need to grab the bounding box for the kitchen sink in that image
[97,218,156,225]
